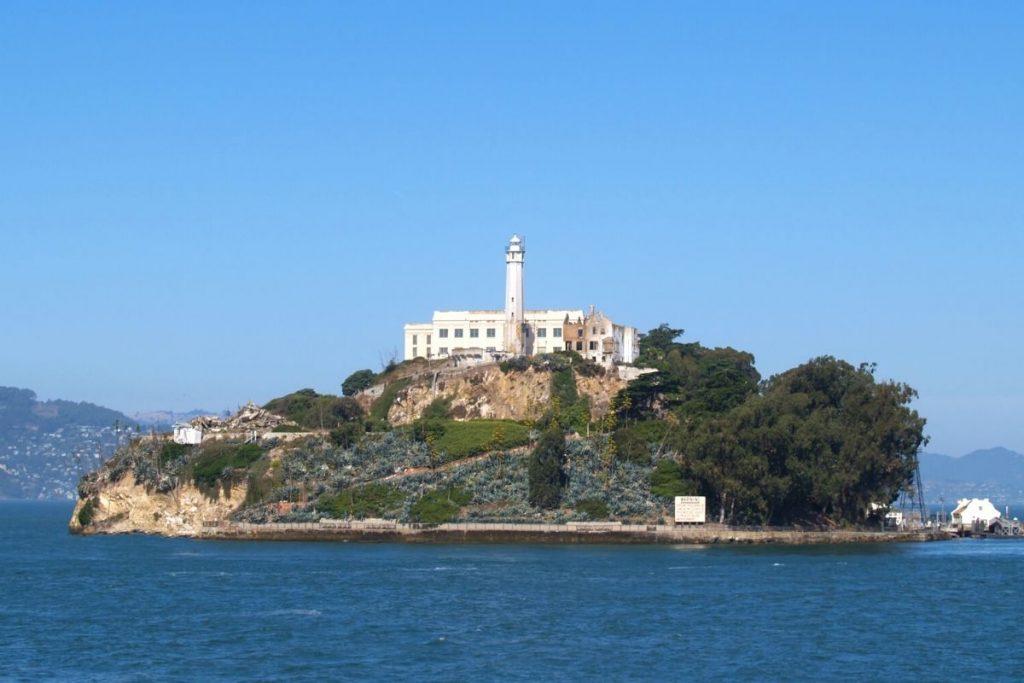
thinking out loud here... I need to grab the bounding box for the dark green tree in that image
[668,356,927,526]
[528,427,567,509]
[342,369,377,396]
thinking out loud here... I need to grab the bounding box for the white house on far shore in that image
[950,498,1001,529]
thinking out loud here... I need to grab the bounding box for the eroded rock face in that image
[386,366,628,426]
[70,474,246,537]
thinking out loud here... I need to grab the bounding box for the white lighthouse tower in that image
[504,234,525,355]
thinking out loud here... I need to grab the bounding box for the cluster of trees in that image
[614,325,927,526]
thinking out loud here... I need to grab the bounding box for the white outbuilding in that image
[950,498,1001,529]
[172,423,203,445]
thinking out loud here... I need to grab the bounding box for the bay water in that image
[2,501,1022,681]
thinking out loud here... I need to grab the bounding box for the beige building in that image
[403,236,640,366]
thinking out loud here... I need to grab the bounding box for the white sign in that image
[674,496,706,524]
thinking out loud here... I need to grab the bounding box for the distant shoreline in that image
[73,520,953,545]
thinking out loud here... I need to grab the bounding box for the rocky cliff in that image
[374,364,627,426]
[70,473,246,536]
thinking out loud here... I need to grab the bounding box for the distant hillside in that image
[0,387,134,431]
[0,387,136,499]
[919,448,1024,507]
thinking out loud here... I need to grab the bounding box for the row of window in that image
[425,327,568,340]
[437,328,496,339]
[412,346,499,358]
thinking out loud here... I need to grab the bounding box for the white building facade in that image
[950,498,1001,529]
[403,235,640,366]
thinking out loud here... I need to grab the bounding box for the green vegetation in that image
[425,419,531,463]
[421,397,452,420]
[77,498,96,526]
[650,459,692,498]
[158,441,189,466]
[612,421,668,464]
[329,422,364,448]
[318,483,406,519]
[410,487,472,525]
[270,424,305,433]
[548,367,591,433]
[574,497,609,520]
[369,378,410,424]
[342,369,377,396]
[609,325,928,526]
[528,427,566,509]
[192,442,264,490]
[264,389,364,430]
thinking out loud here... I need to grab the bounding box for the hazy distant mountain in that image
[919,448,1024,508]
[0,387,137,499]
[0,387,135,431]
[131,409,224,427]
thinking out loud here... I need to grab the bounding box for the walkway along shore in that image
[188,520,953,545]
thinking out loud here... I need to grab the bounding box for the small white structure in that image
[674,496,706,524]
[172,423,202,445]
[950,498,1001,529]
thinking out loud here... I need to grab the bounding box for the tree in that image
[528,427,567,509]
[342,369,377,396]
[668,356,927,526]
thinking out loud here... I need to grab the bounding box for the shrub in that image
[264,390,365,430]
[499,356,531,374]
[651,459,693,498]
[330,422,365,448]
[77,498,96,526]
[158,441,189,466]
[575,497,609,520]
[613,421,668,463]
[528,427,566,509]
[342,369,378,396]
[421,397,452,420]
[369,378,410,423]
[271,424,305,433]
[192,443,264,490]
[431,420,530,463]
[410,487,472,525]
[318,483,406,519]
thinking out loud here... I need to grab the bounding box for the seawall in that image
[187,521,951,545]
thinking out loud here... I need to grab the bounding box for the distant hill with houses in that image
[919,448,1024,508]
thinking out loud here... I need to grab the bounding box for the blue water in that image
[2,502,1023,681]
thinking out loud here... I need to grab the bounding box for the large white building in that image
[950,498,1001,530]
[403,235,639,366]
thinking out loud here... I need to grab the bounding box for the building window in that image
[412,347,418,357]
[589,341,598,351]
[592,327,597,335]
[439,329,448,338]
[553,328,562,338]
[537,328,546,338]
[454,329,464,338]
[486,346,496,352]
[576,341,583,351]
[577,328,584,338]
[486,328,496,338]
[412,334,418,344]
[427,335,431,344]
[439,347,449,355]
[469,329,479,338]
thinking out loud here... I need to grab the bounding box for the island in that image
[70,326,942,544]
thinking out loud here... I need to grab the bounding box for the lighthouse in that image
[504,234,525,354]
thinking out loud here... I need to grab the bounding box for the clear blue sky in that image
[1,2,1021,456]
